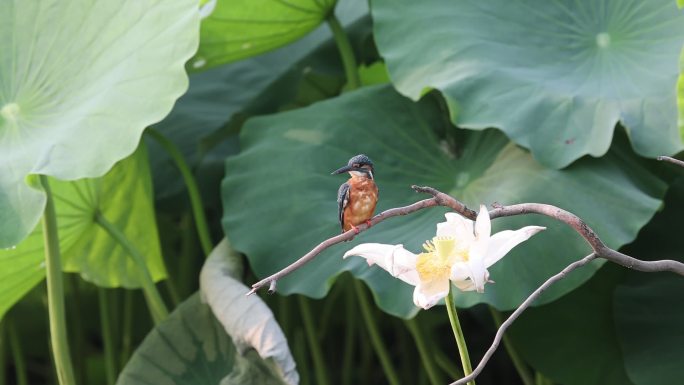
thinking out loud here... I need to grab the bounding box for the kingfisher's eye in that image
[352,163,360,168]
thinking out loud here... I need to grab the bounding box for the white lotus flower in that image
[343,205,545,309]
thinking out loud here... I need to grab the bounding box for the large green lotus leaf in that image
[372,0,684,169]
[0,145,166,320]
[193,0,338,70]
[116,293,288,385]
[0,0,199,248]
[222,85,664,318]
[614,276,684,385]
[151,0,368,201]
[508,265,634,385]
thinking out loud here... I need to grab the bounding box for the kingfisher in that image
[331,154,379,234]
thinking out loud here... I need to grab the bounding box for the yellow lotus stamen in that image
[432,236,455,259]
[416,252,451,282]
[422,240,435,253]
[416,236,456,282]
[433,235,469,262]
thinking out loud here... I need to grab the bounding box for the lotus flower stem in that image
[353,280,402,385]
[341,288,357,385]
[445,286,474,385]
[292,331,311,385]
[7,319,28,385]
[146,128,213,257]
[95,212,169,324]
[327,13,361,90]
[98,289,116,385]
[298,296,331,385]
[0,320,4,385]
[40,175,77,385]
[67,275,85,384]
[535,371,554,385]
[120,290,134,368]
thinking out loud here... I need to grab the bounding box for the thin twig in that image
[448,254,598,385]
[657,155,684,168]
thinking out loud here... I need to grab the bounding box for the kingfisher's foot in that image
[365,219,372,228]
[351,225,360,235]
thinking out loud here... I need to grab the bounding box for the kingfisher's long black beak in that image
[331,165,353,175]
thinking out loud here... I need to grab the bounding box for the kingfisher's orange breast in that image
[343,177,378,231]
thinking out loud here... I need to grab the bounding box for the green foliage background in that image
[1,0,683,384]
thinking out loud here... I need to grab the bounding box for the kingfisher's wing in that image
[337,182,350,230]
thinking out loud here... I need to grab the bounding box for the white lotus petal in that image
[466,257,488,293]
[413,278,450,309]
[344,243,419,286]
[200,239,299,385]
[484,226,546,267]
[437,212,474,243]
[470,234,490,268]
[450,262,470,282]
[475,204,491,241]
[453,279,477,292]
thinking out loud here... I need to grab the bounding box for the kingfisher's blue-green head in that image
[331,154,375,179]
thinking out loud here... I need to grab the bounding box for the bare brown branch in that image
[411,185,478,219]
[250,185,684,295]
[657,155,684,168]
